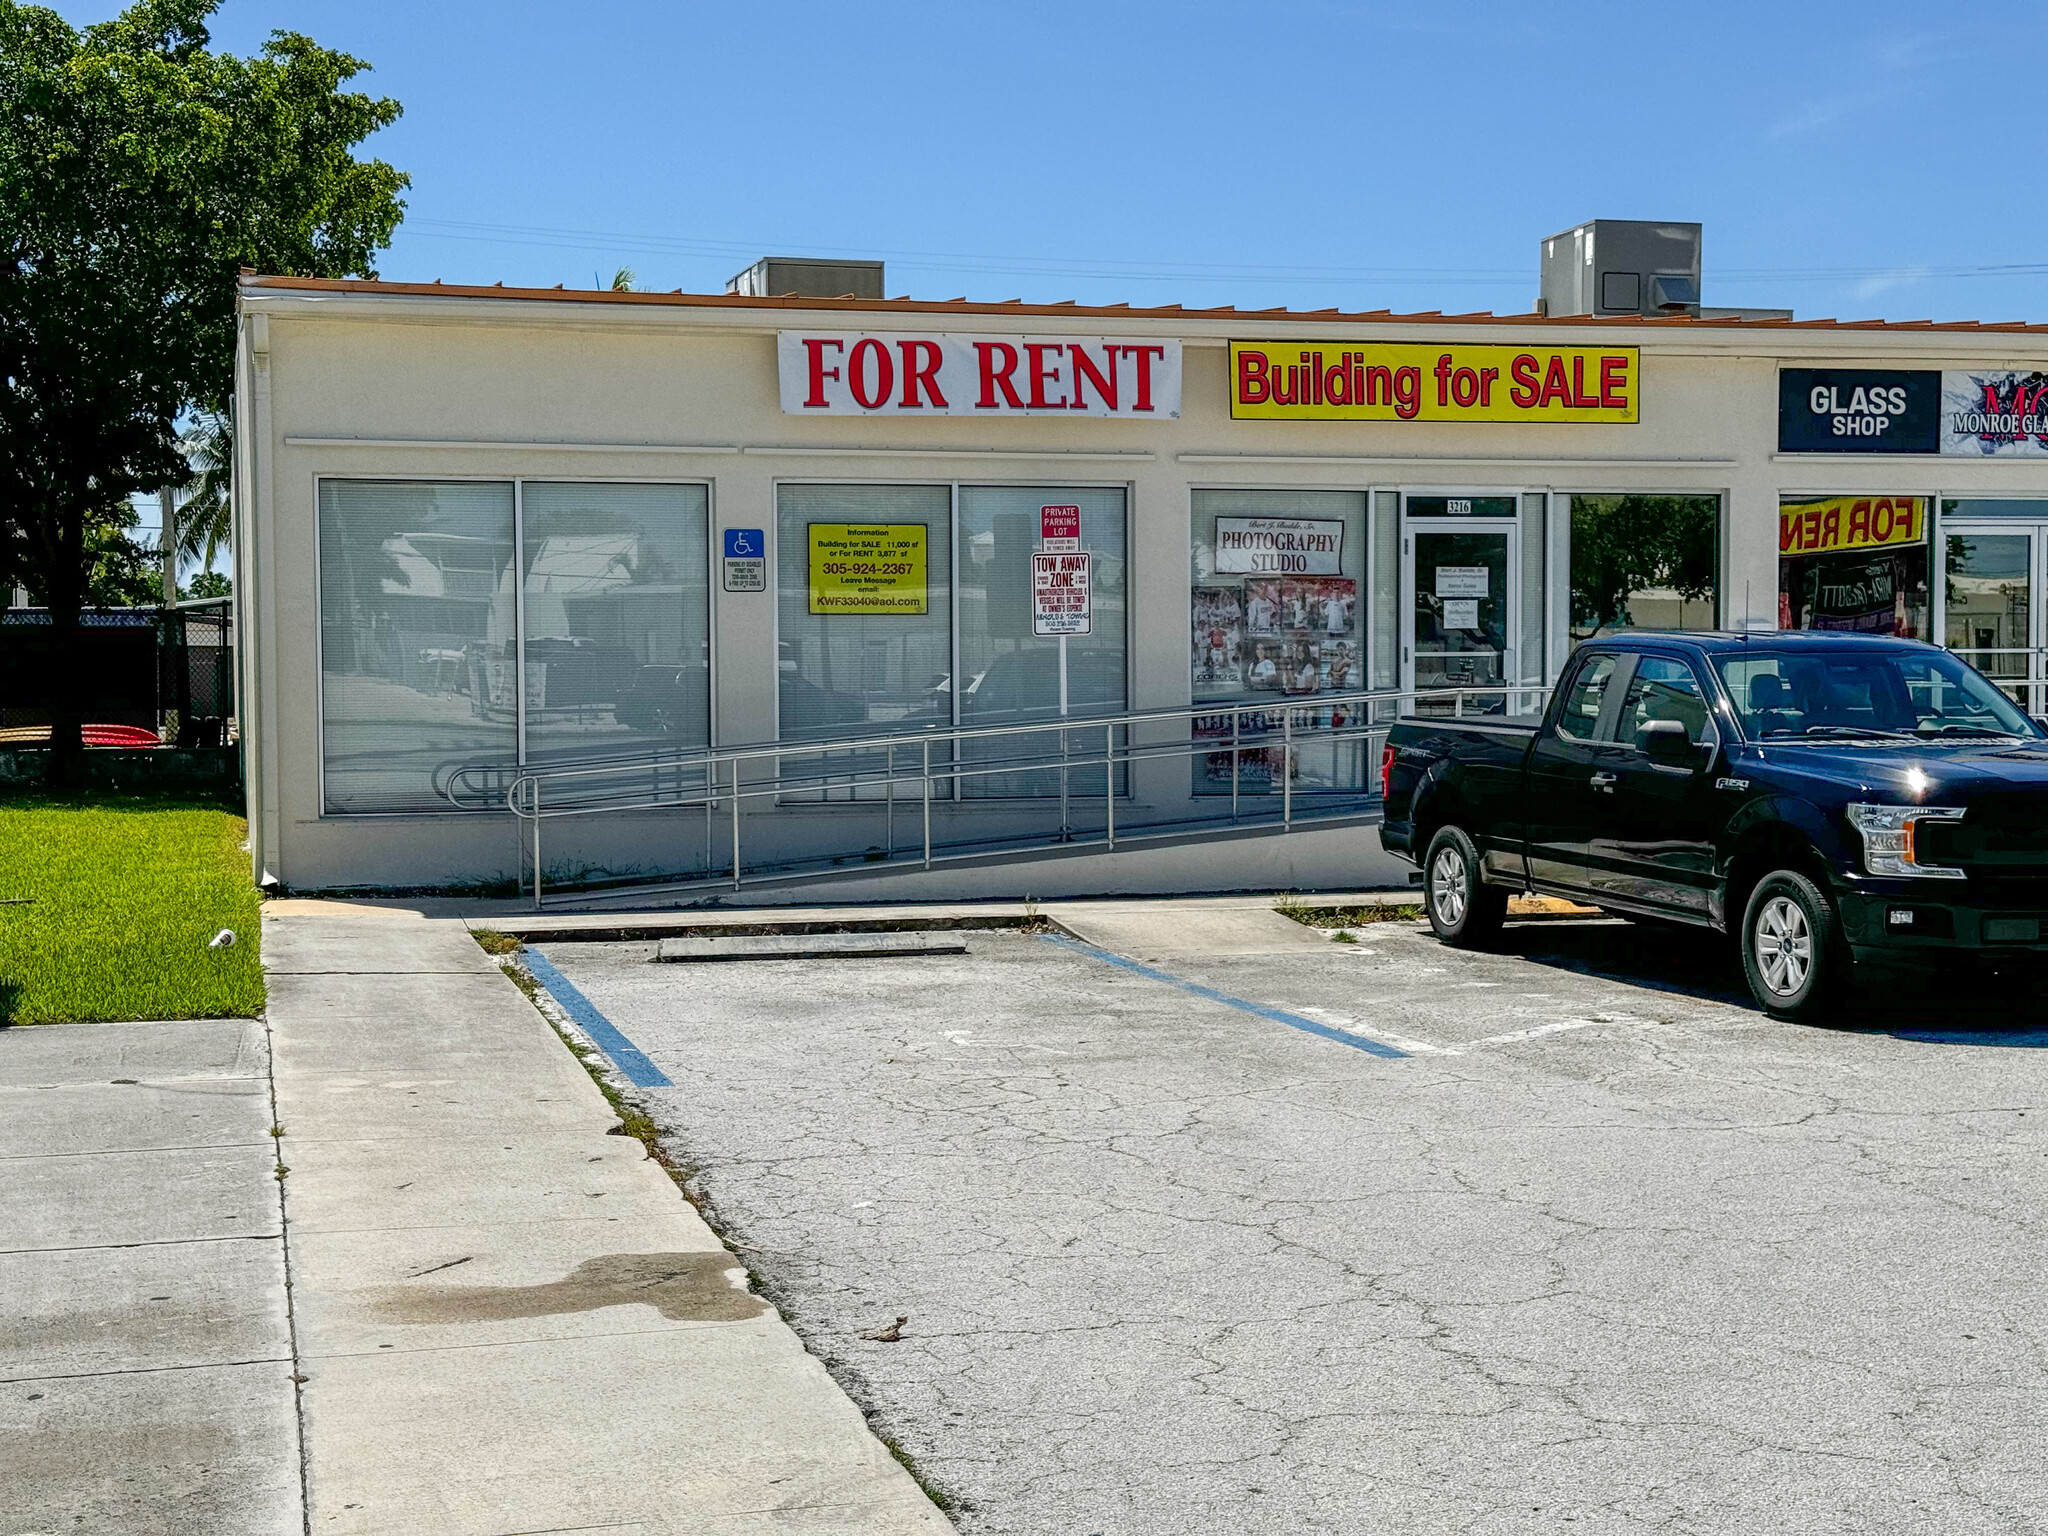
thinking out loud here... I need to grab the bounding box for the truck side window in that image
[1619,656,1713,745]
[1556,655,1617,741]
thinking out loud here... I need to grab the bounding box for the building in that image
[231,245,2048,898]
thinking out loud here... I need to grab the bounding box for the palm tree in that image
[174,413,233,576]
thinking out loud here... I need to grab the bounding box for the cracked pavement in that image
[536,914,2048,1536]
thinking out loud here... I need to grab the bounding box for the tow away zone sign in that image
[1032,552,1092,636]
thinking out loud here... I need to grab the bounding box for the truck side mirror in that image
[1635,719,1696,765]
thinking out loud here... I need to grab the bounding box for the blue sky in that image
[57,0,2048,324]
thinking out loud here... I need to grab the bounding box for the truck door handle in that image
[1589,771,1618,792]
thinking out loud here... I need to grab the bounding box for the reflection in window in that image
[956,486,1126,797]
[1556,655,1616,741]
[1944,532,2030,699]
[318,481,516,814]
[1570,495,1720,640]
[521,483,710,765]
[1618,656,1710,744]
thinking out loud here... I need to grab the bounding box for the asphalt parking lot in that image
[537,909,2048,1536]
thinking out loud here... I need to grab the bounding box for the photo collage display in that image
[1190,576,1361,695]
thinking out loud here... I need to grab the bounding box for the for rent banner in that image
[1779,496,1926,557]
[779,332,1181,418]
[1230,341,1637,423]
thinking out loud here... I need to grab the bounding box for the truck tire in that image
[1423,826,1508,949]
[1739,869,1849,1021]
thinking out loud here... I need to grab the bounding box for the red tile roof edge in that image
[238,273,2048,335]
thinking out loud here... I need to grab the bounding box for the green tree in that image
[0,0,406,779]
[1569,495,1720,638]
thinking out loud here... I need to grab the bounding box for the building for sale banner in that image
[231,223,2048,896]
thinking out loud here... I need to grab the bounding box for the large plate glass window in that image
[956,486,1126,797]
[1777,494,1929,640]
[1190,488,1370,797]
[1941,499,2048,713]
[776,484,951,799]
[521,483,710,764]
[1568,494,1721,641]
[317,480,516,814]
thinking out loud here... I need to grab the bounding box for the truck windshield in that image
[1716,649,2040,741]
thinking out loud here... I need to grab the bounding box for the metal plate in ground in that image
[652,932,969,963]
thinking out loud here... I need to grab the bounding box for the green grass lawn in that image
[0,791,265,1025]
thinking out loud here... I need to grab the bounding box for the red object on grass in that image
[0,723,162,747]
[82,724,163,747]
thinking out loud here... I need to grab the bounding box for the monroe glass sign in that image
[1214,517,1344,575]
[779,332,1181,417]
[1943,369,2048,457]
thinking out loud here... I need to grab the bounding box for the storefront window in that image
[521,483,710,764]
[1189,489,1370,796]
[955,486,1126,796]
[776,484,952,743]
[1569,494,1720,641]
[1941,501,2048,710]
[1777,495,1929,638]
[318,480,516,814]
[318,479,714,814]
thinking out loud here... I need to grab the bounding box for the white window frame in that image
[768,476,1135,798]
[312,473,716,818]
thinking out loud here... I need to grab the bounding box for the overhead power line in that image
[404,218,2048,291]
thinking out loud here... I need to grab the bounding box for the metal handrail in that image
[449,681,1553,908]
[444,683,1547,813]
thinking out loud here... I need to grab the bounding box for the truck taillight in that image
[1379,743,1396,800]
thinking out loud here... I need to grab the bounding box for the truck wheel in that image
[1423,826,1507,949]
[1740,870,1849,1021]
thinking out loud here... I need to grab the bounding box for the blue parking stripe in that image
[521,948,674,1088]
[1041,934,1408,1059]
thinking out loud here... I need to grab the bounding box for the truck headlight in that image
[1845,803,1967,880]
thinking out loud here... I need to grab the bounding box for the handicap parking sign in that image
[722,528,767,592]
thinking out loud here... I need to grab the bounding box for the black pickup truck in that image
[1379,632,2048,1018]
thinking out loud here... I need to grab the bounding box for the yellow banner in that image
[807,523,928,615]
[1230,341,1638,423]
[1779,496,1925,556]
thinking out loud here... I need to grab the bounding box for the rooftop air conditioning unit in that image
[727,257,886,300]
[1538,220,1702,318]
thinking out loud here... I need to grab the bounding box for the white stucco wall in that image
[233,281,2048,895]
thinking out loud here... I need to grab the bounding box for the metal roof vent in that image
[726,257,885,300]
[1650,273,1700,312]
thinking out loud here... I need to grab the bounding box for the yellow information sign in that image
[1230,341,1638,424]
[1779,496,1925,556]
[807,523,928,615]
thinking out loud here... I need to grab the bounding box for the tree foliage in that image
[0,0,406,772]
[1569,495,1720,637]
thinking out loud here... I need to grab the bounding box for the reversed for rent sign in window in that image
[1032,552,1092,636]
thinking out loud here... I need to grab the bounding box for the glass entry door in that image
[1402,495,1519,713]
[1944,523,2044,714]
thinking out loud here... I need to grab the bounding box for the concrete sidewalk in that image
[264,901,951,1535]
[0,1016,299,1535]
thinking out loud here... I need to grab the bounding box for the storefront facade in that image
[232,277,2048,894]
